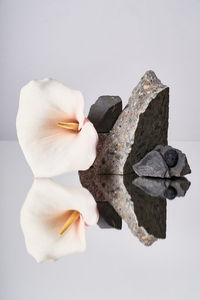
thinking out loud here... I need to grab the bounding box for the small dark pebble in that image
[164,149,179,168]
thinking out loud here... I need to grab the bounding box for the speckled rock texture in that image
[79,168,105,202]
[79,170,159,246]
[133,145,191,178]
[92,70,169,174]
[133,177,191,200]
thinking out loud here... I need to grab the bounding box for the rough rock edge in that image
[92,70,169,174]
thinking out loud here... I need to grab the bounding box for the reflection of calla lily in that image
[16,78,98,177]
[20,179,99,262]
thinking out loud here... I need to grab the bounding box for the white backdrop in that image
[0,0,200,140]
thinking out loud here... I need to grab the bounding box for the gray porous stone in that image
[132,150,169,178]
[133,176,191,199]
[92,70,169,174]
[88,96,122,133]
[133,145,191,178]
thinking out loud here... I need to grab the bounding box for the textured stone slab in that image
[92,70,169,174]
[88,96,122,133]
[133,145,191,178]
[133,176,191,199]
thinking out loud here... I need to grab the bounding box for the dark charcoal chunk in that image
[164,149,178,168]
[97,201,122,229]
[88,96,122,133]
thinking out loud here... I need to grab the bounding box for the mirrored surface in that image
[0,141,199,300]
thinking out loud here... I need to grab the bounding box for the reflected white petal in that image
[20,179,99,262]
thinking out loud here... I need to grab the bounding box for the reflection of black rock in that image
[79,169,123,230]
[132,177,191,199]
[79,170,162,245]
[133,145,191,178]
[97,202,122,229]
[124,175,166,239]
[80,169,190,244]
[163,187,177,200]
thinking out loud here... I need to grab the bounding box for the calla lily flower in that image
[20,179,99,262]
[16,78,98,177]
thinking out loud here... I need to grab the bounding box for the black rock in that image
[88,96,122,133]
[164,149,178,168]
[163,186,177,200]
[133,145,191,178]
[155,145,191,177]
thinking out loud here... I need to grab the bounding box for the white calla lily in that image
[20,179,99,262]
[16,78,98,177]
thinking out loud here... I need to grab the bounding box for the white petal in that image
[20,179,99,262]
[16,78,98,177]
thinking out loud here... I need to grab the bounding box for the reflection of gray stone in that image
[88,96,122,133]
[123,175,166,239]
[96,175,159,245]
[79,169,164,246]
[92,70,169,174]
[133,177,191,199]
[133,145,191,178]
